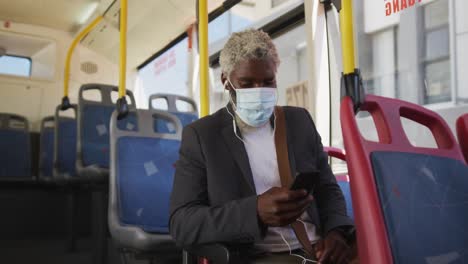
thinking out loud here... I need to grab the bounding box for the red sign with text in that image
[154,50,177,76]
[385,0,424,16]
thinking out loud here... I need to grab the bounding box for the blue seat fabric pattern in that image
[117,137,180,233]
[0,130,31,178]
[154,118,176,134]
[82,105,137,167]
[56,118,77,177]
[40,127,54,177]
[337,179,353,219]
[172,112,198,127]
[371,152,468,264]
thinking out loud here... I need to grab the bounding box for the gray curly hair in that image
[219,29,280,76]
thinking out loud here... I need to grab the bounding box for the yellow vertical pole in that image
[198,0,210,117]
[119,0,128,98]
[63,16,103,98]
[339,0,356,74]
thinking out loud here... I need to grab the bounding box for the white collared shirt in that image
[239,121,319,252]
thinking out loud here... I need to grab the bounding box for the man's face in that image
[222,58,277,91]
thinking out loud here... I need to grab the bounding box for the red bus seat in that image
[340,95,468,264]
[456,114,468,163]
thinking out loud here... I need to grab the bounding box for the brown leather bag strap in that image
[291,221,315,257]
[274,106,293,187]
[273,106,315,257]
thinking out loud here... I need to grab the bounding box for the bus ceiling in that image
[76,0,234,71]
[0,0,232,71]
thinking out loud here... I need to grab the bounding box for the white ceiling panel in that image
[83,0,227,69]
[0,31,51,57]
[0,0,228,68]
[81,19,119,51]
[0,0,102,32]
[0,0,230,68]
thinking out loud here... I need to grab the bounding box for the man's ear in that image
[221,73,229,90]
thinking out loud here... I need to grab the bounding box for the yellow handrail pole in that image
[339,0,356,74]
[63,16,103,99]
[198,0,210,117]
[118,0,128,99]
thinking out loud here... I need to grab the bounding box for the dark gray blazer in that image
[169,105,353,247]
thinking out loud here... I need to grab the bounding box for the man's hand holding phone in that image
[257,187,313,227]
[257,171,318,227]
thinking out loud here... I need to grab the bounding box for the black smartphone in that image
[290,171,319,194]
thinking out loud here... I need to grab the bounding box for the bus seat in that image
[148,93,198,127]
[76,84,136,182]
[341,95,468,264]
[39,116,55,180]
[456,113,468,163]
[0,113,32,179]
[53,104,78,181]
[109,109,181,257]
[323,146,353,219]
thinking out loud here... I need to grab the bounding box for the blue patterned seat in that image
[76,84,136,181]
[39,116,55,179]
[172,112,198,127]
[148,93,198,127]
[109,109,181,252]
[337,177,353,220]
[0,113,31,179]
[81,105,116,167]
[53,105,78,180]
[372,152,468,263]
[117,136,180,233]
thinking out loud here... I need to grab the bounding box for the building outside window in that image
[422,0,450,104]
[330,0,467,168]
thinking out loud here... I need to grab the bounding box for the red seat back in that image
[456,114,468,163]
[340,95,465,264]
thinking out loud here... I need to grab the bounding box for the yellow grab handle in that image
[198,0,209,117]
[339,0,356,74]
[64,16,103,97]
[118,0,128,99]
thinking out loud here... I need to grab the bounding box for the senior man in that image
[170,29,356,263]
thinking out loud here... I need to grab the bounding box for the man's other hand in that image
[314,230,351,264]
[257,187,313,227]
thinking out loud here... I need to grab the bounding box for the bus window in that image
[150,97,169,111]
[273,24,309,108]
[208,0,301,45]
[136,38,190,109]
[0,55,31,78]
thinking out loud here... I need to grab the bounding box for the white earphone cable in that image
[279,228,318,264]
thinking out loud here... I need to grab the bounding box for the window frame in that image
[420,0,456,108]
[0,54,32,78]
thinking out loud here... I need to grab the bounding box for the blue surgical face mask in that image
[227,79,278,127]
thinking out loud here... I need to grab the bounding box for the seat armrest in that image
[324,146,346,161]
[184,243,252,264]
